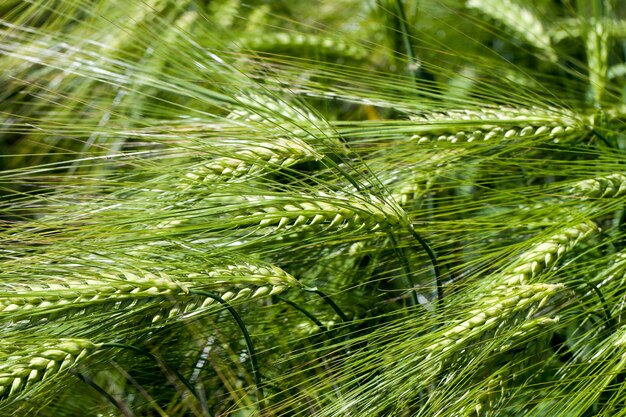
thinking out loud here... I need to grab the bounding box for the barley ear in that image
[0,338,101,400]
[178,138,323,191]
[409,106,587,144]
[585,18,609,104]
[466,0,557,62]
[501,221,598,286]
[240,192,404,233]
[240,32,366,60]
[426,283,563,363]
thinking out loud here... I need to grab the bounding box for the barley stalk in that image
[570,173,626,199]
[0,338,100,400]
[466,0,557,62]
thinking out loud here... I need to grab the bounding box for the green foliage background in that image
[2,0,626,415]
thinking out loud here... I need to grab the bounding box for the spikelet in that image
[410,106,585,144]
[500,221,598,286]
[466,0,557,62]
[0,338,100,400]
[570,173,626,199]
[552,17,626,47]
[179,138,322,190]
[242,4,270,34]
[498,316,560,353]
[239,192,404,232]
[589,251,626,304]
[550,18,583,43]
[295,319,336,336]
[418,283,562,402]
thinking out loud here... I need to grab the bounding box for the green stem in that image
[408,225,442,303]
[321,155,436,307]
[586,282,616,332]
[321,154,363,192]
[394,0,417,85]
[188,289,264,404]
[277,296,329,333]
[570,278,616,333]
[386,229,420,307]
[304,287,350,323]
[73,371,135,417]
[102,342,199,400]
[592,128,613,148]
